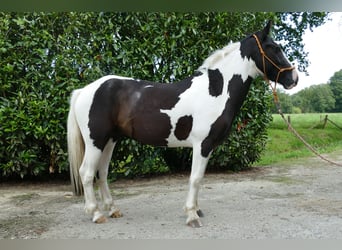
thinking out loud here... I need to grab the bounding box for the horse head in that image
[243,20,299,90]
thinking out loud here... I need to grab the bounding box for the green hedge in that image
[0,12,324,179]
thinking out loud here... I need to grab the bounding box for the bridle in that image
[252,35,342,168]
[252,34,295,90]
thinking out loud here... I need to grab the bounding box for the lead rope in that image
[270,85,342,167]
[252,34,342,167]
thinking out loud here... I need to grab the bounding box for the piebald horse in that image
[67,21,298,227]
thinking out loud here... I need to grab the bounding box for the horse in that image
[67,21,298,227]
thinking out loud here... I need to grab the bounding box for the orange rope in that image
[271,86,342,167]
[253,34,342,167]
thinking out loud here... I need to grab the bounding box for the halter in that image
[252,34,295,93]
[252,35,342,168]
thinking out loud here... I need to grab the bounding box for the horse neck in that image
[204,45,257,118]
[212,44,259,83]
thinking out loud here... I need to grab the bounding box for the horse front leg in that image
[184,145,210,228]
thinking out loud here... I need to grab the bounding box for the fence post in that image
[323,115,328,129]
[287,115,291,130]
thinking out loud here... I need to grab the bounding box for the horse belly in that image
[130,112,173,147]
[129,110,194,148]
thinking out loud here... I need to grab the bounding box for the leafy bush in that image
[109,140,169,180]
[0,12,326,179]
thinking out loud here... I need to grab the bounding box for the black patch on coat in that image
[208,69,224,97]
[239,35,253,60]
[201,74,253,157]
[88,75,197,150]
[174,115,193,140]
[88,78,128,150]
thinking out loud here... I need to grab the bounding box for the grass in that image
[257,113,342,166]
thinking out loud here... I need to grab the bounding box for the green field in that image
[257,113,342,166]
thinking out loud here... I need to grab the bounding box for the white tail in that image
[67,89,84,196]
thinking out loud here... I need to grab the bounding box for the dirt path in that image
[1,151,342,239]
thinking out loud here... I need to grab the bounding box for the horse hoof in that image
[93,210,107,223]
[196,209,204,217]
[187,219,203,228]
[94,215,107,224]
[110,209,123,218]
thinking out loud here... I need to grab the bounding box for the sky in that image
[286,12,342,95]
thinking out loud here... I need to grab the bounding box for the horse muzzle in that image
[284,69,299,90]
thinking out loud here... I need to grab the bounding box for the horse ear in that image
[261,20,272,40]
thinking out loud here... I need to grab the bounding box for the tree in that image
[275,12,328,73]
[0,12,328,179]
[329,69,342,112]
[292,89,311,113]
[271,90,293,113]
[291,84,335,113]
[311,84,335,112]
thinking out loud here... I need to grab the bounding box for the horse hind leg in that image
[79,144,107,223]
[97,140,122,219]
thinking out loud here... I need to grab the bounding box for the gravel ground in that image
[1,150,342,239]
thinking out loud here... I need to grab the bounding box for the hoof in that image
[187,219,203,228]
[185,208,203,228]
[93,210,107,223]
[196,209,204,217]
[94,215,107,224]
[110,209,123,218]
